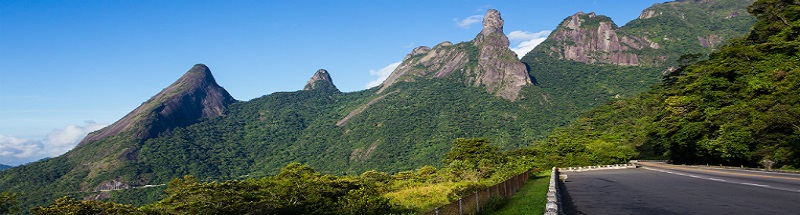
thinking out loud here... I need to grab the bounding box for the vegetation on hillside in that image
[0,0,765,212]
[19,138,536,214]
[542,0,800,169]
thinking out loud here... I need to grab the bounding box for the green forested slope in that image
[0,0,760,212]
[543,0,800,169]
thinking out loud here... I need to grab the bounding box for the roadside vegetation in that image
[540,0,800,169]
[9,138,538,214]
[1,0,795,213]
[483,171,551,215]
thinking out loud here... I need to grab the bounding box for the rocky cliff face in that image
[377,41,465,94]
[378,9,531,101]
[471,9,533,100]
[76,64,236,148]
[303,69,337,91]
[532,1,754,67]
[543,12,657,66]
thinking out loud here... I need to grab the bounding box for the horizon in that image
[0,0,666,166]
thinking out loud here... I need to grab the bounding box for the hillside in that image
[0,0,757,211]
[0,64,237,209]
[541,0,800,169]
[521,0,756,120]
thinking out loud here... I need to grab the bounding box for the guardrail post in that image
[459,198,463,215]
[476,191,480,213]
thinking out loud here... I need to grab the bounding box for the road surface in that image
[560,163,800,215]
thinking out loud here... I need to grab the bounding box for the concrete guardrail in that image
[559,163,637,172]
[545,163,638,214]
[544,167,561,215]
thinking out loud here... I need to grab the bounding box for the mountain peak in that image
[472,9,532,100]
[376,9,531,101]
[474,9,508,47]
[539,11,654,66]
[176,64,215,87]
[480,9,503,36]
[304,69,337,91]
[75,64,236,150]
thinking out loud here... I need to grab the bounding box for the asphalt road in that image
[560,164,800,215]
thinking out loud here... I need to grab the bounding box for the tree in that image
[443,138,503,165]
[0,192,18,215]
[31,197,143,215]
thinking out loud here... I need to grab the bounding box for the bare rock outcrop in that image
[95,179,129,191]
[75,64,236,149]
[377,9,531,101]
[304,69,337,91]
[471,9,532,100]
[639,9,663,19]
[544,12,657,66]
[698,34,723,47]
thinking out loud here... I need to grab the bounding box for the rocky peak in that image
[376,9,532,101]
[542,12,657,66]
[471,9,532,100]
[75,64,236,149]
[304,69,337,91]
[479,9,503,37]
[639,9,662,19]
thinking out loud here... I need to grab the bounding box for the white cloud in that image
[455,15,484,29]
[0,135,44,165]
[45,121,107,156]
[0,121,107,166]
[365,61,402,89]
[507,30,552,59]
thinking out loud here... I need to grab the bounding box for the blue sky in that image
[0,0,666,165]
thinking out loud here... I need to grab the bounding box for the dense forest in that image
[5,139,536,214]
[540,0,800,169]
[0,0,771,213]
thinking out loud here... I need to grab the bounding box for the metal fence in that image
[420,171,530,215]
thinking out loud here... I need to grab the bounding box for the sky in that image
[0,0,667,166]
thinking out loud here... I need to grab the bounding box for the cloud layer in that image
[455,15,484,29]
[365,61,402,89]
[0,121,107,166]
[507,30,552,59]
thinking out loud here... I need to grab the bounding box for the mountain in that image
[539,0,800,168]
[304,69,337,91]
[0,64,236,209]
[0,1,758,211]
[529,0,756,67]
[0,164,11,171]
[378,9,531,100]
[519,0,756,127]
[77,64,236,147]
[538,11,657,66]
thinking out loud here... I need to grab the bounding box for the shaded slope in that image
[77,64,236,148]
[0,64,236,211]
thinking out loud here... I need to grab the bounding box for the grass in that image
[384,181,464,212]
[485,170,551,215]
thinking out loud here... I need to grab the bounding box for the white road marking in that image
[641,165,800,193]
[740,183,770,187]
